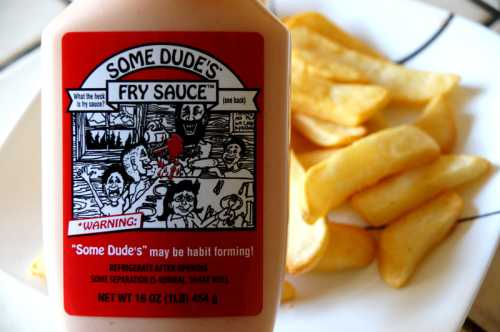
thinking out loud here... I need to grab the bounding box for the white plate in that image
[1,0,500,331]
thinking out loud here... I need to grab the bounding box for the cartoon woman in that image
[79,164,130,216]
[159,180,229,229]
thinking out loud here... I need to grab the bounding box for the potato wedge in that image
[291,128,317,155]
[296,148,340,170]
[292,113,367,147]
[291,28,460,105]
[292,129,340,169]
[281,280,296,303]
[351,155,490,226]
[365,112,388,133]
[379,192,463,288]
[292,69,390,126]
[415,94,456,152]
[368,229,382,243]
[30,254,46,279]
[315,223,376,272]
[284,11,386,59]
[293,49,368,83]
[287,153,329,274]
[305,126,440,221]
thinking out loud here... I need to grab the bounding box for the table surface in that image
[0,0,499,331]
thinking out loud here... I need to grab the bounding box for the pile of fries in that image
[282,12,490,301]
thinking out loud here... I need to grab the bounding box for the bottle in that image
[41,0,290,331]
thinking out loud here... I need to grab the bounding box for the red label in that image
[62,32,263,317]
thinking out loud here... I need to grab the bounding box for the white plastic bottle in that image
[41,0,289,331]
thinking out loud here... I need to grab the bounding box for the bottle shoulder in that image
[43,0,289,45]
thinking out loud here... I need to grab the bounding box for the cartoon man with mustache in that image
[175,103,223,177]
[79,164,130,216]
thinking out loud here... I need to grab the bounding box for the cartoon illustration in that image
[222,137,253,179]
[66,43,260,232]
[78,164,130,216]
[72,103,256,230]
[174,103,223,178]
[159,180,232,229]
[153,133,187,179]
[217,194,247,227]
[121,144,157,204]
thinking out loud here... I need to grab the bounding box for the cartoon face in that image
[104,172,124,203]
[135,145,152,176]
[170,190,196,216]
[223,143,242,167]
[180,104,206,135]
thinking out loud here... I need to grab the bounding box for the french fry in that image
[415,94,456,152]
[30,254,46,279]
[291,128,317,155]
[291,129,339,169]
[283,11,491,296]
[305,126,440,221]
[293,49,368,83]
[368,229,382,243]
[281,280,296,303]
[296,148,340,170]
[351,155,490,226]
[287,153,329,274]
[378,192,463,288]
[284,12,386,59]
[314,223,376,272]
[292,113,367,147]
[365,112,388,133]
[292,69,390,126]
[291,28,460,105]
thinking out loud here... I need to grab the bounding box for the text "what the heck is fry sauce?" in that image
[41,0,290,331]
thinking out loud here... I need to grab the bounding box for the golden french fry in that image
[281,280,296,303]
[291,128,317,155]
[415,94,456,152]
[379,192,463,288]
[296,148,340,170]
[284,12,386,59]
[365,112,388,133]
[291,28,460,105]
[287,153,329,274]
[293,49,367,82]
[292,113,367,147]
[291,128,339,169]
[305,126,440,221]
[351,155,490,226]
[292,69,390,126]
[368,229,382,243]
[30,254,46,279]
[315,223,376,271]
[293,49,368,83]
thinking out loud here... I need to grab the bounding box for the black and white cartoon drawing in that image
[222,137,253,179]
[71,101,257,230]
[78,164,130,216]
[121,144,157,204]
[159,180,232,229]
[174,103,223,178]
[68,45,259,231]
